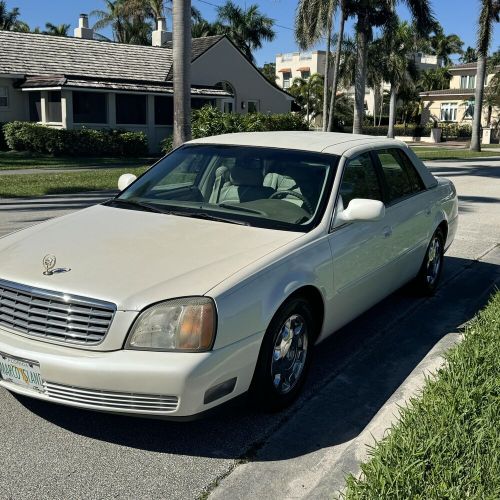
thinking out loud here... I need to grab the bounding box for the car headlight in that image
[126,297,216,351]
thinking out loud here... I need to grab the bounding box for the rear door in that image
[373,148,430,282]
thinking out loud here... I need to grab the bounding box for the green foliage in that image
[259,62,277,83]
[355,124,433,137]
[3,122,148,156]
[161,106,308,154]
[439,122,473,139]
[344,291,500,499]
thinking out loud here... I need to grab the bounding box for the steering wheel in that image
[269,190,313,214]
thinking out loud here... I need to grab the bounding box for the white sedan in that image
[0,132,458,418]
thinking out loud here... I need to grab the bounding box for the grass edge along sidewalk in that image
[343,290,500,500]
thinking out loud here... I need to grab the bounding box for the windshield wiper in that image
[217,202,266,215]
[104,199,166,214]
[167,210,249,225]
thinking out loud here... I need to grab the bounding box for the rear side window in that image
[376,149,423,204]
[340,153,382,207]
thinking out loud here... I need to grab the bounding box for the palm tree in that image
[351,0,435,135]
[471,0,500,152]
[418,67,451,91]
[289,73,324,125]
[460,46,478,63]
[379,18,419,138]
[44,23,71,36]
[295,0,337,131]
[429,26,463,66]
[215,1,275,62]
[172,0,192,147]
[0,1,28,31]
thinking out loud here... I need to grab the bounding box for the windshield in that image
[114,144,339,231]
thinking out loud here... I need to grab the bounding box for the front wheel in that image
[249,297,314,412]
[414,228,445,295]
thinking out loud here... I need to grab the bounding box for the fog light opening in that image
[204,377,237,404]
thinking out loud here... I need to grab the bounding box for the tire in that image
[414,228,445,295]
[249,297,315,412]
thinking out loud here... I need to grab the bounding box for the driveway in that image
[0,158,499,499]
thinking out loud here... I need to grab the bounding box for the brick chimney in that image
[74,14,93,40]
[152,17,172,46]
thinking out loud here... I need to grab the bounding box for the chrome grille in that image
[0,279,116,345]
[44,382,179,413]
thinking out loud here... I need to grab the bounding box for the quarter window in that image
[340,153,382,208]
[0,86,8,108]
[376,149,423,204]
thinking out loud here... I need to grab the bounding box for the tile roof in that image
[0,31,224,83]
[419,88,475,97]
[448,62,477,71]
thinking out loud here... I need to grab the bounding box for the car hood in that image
[0,205,301,310]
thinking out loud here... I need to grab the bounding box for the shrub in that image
[161,106,309,154]
[439,122,472,140]
[3,122,148,156]
[355,124,433,137]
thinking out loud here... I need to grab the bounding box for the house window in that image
[116,93,147,124]
[0,86,8,108]
[47,91,62,123]
[440,102,458,121]
[154,96,173,125]
[29,92,41,121]
[247,100,258,113]
[301,71,310,79]
[73,92,107,123]
[283,72,292,89]
[460,75,476,89]
[223,100,233,113]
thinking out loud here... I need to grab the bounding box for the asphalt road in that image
[0,158,499,499]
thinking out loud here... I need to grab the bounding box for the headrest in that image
[230,158,263,186]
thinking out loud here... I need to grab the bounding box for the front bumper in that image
[0,327,262,418]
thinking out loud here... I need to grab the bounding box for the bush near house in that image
[161,106,309,154]
[3,122,148,157]
[439,122,472,140]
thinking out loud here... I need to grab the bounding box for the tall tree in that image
[0,0,28,31]
[259,62,277,83]
[460,46,478,63]
[470,0,500,152]
[295,0,337,131]
[215,1,275,62]
[429,26,463,66]
[288,73,324,125]
[43,23,70,36]
[172,0,192,147]
[418,67,451,91]
[351,0,435,135]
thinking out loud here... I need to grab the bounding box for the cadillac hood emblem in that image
[42,254,70,276]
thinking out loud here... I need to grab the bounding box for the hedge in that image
[161,106,309,154]
[340,123,473,139]
[3,122,148,156]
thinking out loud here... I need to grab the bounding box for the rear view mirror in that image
[335,198,385,226]
[118,173,137,191]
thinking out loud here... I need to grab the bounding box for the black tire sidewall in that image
[250,297,315,411]
[417,228,445,294]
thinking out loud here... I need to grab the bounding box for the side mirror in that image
[118,173,137,191]
[334,198,385,226]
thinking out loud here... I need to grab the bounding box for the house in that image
[419,62,499,129]
[0,15,293,152]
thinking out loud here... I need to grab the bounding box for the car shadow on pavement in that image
[14,255,500,462]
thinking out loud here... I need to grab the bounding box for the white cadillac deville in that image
[0,132,458,418]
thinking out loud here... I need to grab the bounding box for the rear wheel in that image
[414,228,445,295]
[250,297,314,411]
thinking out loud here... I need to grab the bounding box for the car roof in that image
[188,131,407,155]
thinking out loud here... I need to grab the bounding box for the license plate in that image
[0,352,45,393]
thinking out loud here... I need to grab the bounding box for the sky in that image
[7,0,500,66]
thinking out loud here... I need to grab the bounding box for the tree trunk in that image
[327,2,346,132]
[387,84,397,138]
[322,1,334,131]
[353,12,369,135]
[470,54,486,152]
[173,0,192,148]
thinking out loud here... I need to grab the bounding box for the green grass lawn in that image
[344,290,500,499]
[411,147,500,161]
[0,151,157,170]
[0,167,148,198]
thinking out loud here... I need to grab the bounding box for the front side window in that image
[73,91,107,123]
[376,149,422,204]
[114,145,338,231]
[116,93,147,124]
[0,86,8,108]
[340,153,382,208]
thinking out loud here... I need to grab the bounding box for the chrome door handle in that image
[383,226,392,238]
